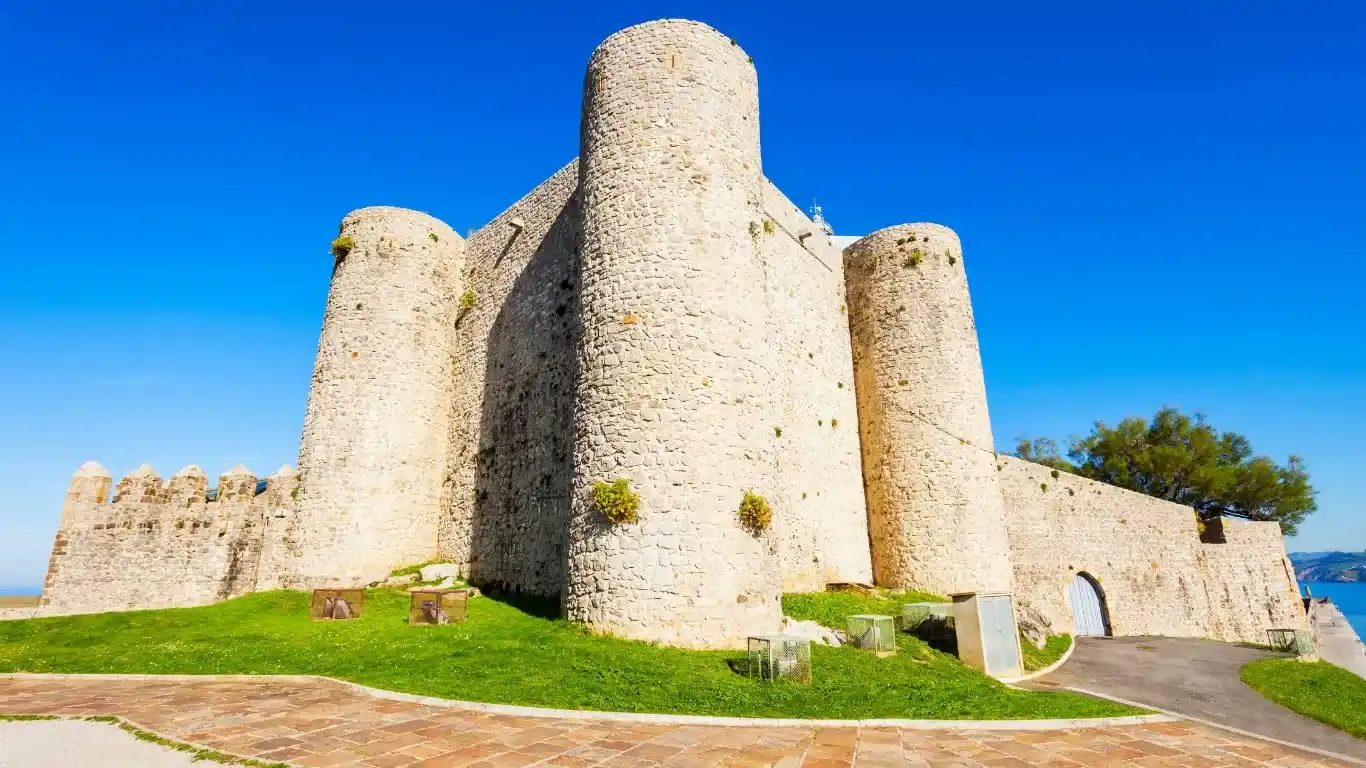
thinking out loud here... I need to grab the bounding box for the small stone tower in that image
[566,19,782,648]
[845,224,1014,596]
[293,207,465,586]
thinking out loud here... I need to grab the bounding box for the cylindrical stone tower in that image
[845,223,1014,596]
[294,206,464,586]
[566,19,780,648]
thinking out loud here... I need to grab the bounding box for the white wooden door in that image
[1068,573,1106,636]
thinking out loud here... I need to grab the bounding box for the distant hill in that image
[1289,551,1366,583]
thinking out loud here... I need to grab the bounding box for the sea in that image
[1300,581,1366,639]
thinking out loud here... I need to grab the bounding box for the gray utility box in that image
[951,592,1023,678]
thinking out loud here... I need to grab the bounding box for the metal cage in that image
[847,614,897,653]
[747,634,812,683]
[409,589,470,626]
[901,602,953,631]
[310,588,364,621]
[1266,628,1314,655]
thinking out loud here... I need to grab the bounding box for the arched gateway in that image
[1068,572,1110,636]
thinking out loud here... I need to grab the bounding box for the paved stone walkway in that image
[0,677,1356,767]
[1311,600,1366,680]
[1028,637,1366,761]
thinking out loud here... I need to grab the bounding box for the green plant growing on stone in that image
[837,382,844,389]
[898,379,909,386]
[429,232,439,243]
[830,418,839,429]
[1040,483,1049,492]
[592,479,640,525]
[774,426,783,438]
[901,249,923,269]
[736,490,772,534]
[748,221,762,241]
[330,236,354,258]
[290,486,299,500]
[763,218,775,235]
[460,289,477,313]
[948,254,958,266]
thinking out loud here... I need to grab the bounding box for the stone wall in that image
[757,182,871,590]
[845,224,1014,596]
[445,161,581,596]
[566,19,782,648]
[42,462,297,614]
[999,456,1306,643]
[293,207,464,587]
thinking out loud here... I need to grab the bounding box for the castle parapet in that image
[42,461,289,614]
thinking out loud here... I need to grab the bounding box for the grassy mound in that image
[1021,634,1073,672]
[1241,658,1366,738]
[0,589,1136,720]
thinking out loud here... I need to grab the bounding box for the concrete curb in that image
[999,636,1078,685]
[0,672,1176,731]
[1057,685,1366,767]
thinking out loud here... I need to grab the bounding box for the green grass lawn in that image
[0,589,1137,720]
[1021,634,1073,673]
[1241,658,1366,739]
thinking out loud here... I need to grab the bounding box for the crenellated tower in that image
[844,224,1014,596]
[565,19,782,648]
[292,207,465,587]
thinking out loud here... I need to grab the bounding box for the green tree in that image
[1012,436,1073,471]
[1015,407,1316,535]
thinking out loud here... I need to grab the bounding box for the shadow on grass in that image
[478,589,561,621]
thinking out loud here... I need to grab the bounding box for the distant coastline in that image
[1290,551,1365,584]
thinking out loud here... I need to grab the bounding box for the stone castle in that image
[39,19,1307,648]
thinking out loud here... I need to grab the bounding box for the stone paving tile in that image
[1,677,1359,767]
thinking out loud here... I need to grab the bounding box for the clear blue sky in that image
[2,2,1362,590]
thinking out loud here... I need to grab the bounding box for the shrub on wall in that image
[592,479,639,525]
[460,289,477,313]
[330,236,354,258]
[737,490,772,534]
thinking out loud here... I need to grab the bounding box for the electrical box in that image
[951,592,1022,678]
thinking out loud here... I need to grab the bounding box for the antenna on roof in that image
[810,200,834,236]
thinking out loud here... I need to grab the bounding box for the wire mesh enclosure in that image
[310,588,364,620]
[1266,628,1314,655]
[409,588,469,626]
[746,634,812,683]
[847,614,897,653]
[901,602,953,631]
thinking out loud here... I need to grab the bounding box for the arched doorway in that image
[1068,572,1110,636]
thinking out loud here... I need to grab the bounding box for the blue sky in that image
[1,2,1362,590]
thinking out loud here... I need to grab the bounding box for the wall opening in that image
[1198,514,1227,544]
[1068,571,1111,637]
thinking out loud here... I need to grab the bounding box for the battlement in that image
[42,461,301,614]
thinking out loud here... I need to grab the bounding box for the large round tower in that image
[845,224,1014,595]
[566,19,781,648]
[293,206,464,586]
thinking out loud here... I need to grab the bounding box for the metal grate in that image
[901,602,953,631]
[1266,628,1314,655]
[310,588,364,620]
[747,634,812,683]
[847,614,897,652]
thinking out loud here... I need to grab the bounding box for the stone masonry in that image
[37,18,1306,648]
